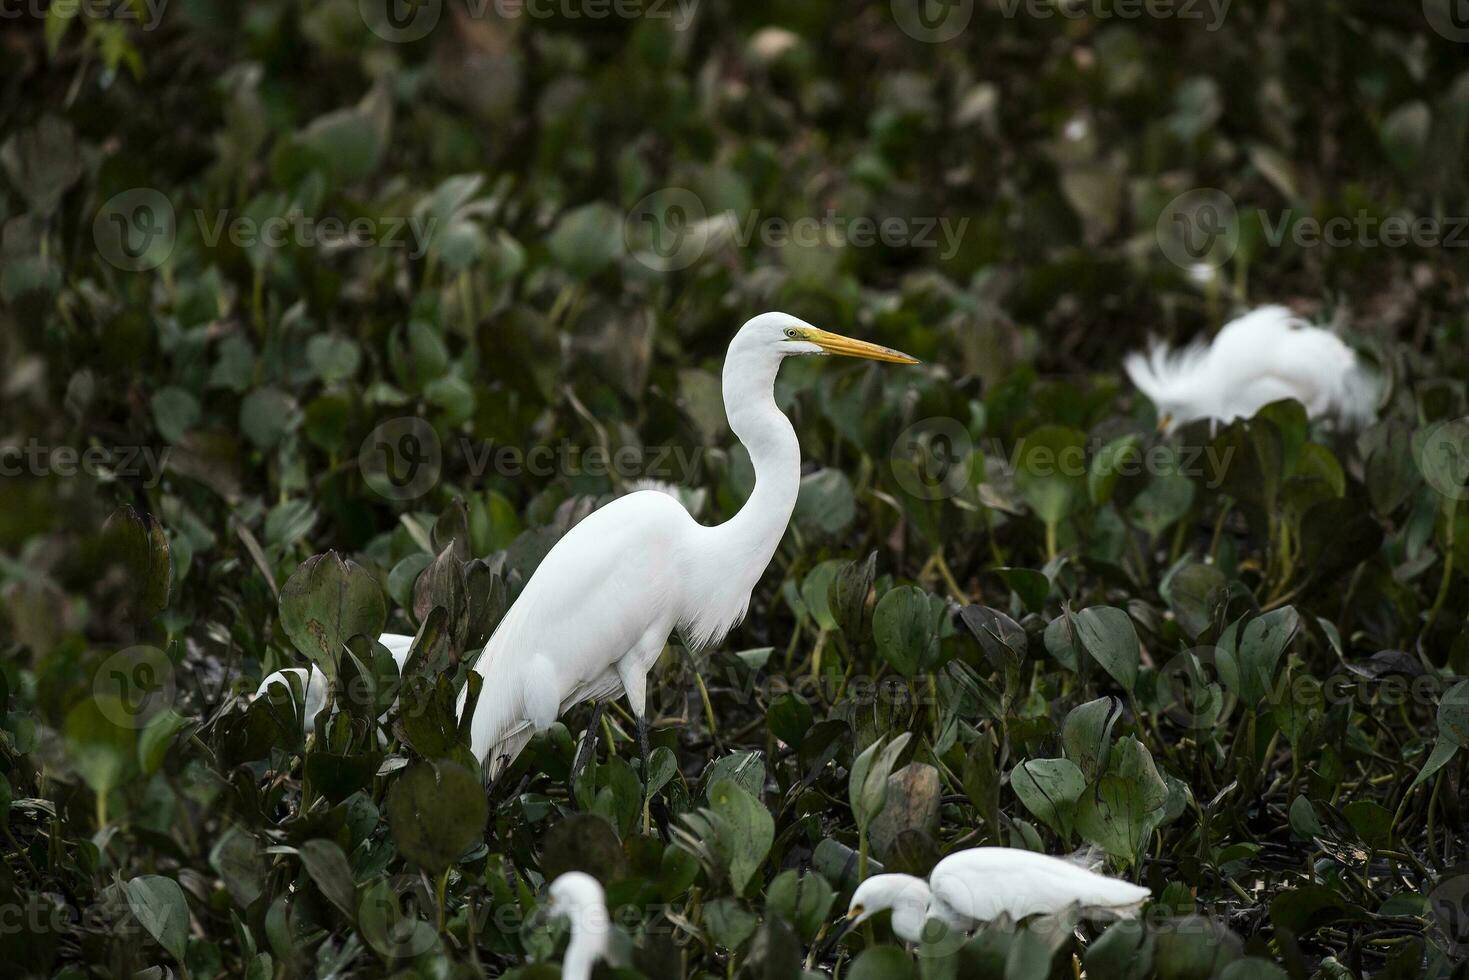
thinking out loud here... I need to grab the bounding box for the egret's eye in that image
[784,328,800,339]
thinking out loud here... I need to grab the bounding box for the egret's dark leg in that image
[637,714,651,774]
[570,700,606,786]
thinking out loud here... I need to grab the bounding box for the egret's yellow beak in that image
[846,904,866,920]
[807,328,919,365]
[1156,413,1173,433]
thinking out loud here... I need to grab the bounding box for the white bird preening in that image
[546,871,611,980]
[845,847,1150,945]
[1124,305,1376,434]
[459,314,918,774]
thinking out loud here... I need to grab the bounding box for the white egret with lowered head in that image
[1125,305,1376,433]
[845,847,1150,944]
[462,313,919,774]
[545,871,611,980]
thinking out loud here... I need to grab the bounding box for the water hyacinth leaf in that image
[1011,758,1086,838]
[1089,434,1143,506]
[1014,424,1088,537]
[547,202,625,278]
[1042,610,1080,672]
[794,468,857,535]
[850,733,913,830]
[1085,919,1154,980]
[1161,562,1228,640]
[801,559,845,632]
[386,760,487,873]
[996,567,1049,613]
[1218,607,1300,706]
[299,839,358,920]
[874,586,946,676]
[849,946,915,980]
[540,813,626,884]
[209,826,264,909]
[957,605,1027,675]
[1062,697,1120,780]
[831,551,878,638]
[125,875,190,964]
[1073,606,1141,692]
[64,695,136,809]
[278,552,387,680]
[102,505,171,624]
[765,870,835,941]
[706,778,774,894]
[1075,738,1169,865]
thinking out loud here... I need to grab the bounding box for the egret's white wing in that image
[465,490,692,763]
[929,848,1150,923]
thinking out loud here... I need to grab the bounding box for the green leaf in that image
[1014,425,1088,529]
[1011,758,1086,838]
[1073,606,1141,693]
[125,875,191,965]
[278,551,387,680]
[298,839,358,920]
[873,586,946,677]
[547,202,625,278]
[706,778,775,894]
[386,760,487,873]
[850,733,913,830]
[850,946,915,980]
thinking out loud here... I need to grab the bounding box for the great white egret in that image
[545,871,610,980]
[845,847,1150,944]
[461,313,918,773]
[1124,305,1376,433]
[253,315,916,773]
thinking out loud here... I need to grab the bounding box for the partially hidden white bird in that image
[1124,305,1376,434]
[546,871,611,980]
[255,633,415,731]
[458,313,918,774]
[845,847,1150,945]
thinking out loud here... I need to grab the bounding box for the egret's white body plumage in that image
[1124,306,1375,432]
[546,871,611,980]
[847,847,1151,944]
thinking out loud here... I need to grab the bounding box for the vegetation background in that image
[2,0,1468,976]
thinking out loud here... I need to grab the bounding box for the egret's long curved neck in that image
[709,342,801,576]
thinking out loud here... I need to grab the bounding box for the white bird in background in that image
[546,871,611,980]
[462,314,919,774]
[255,633,415,732]
[1124,305,1376,434]
[845,847,1150,945]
